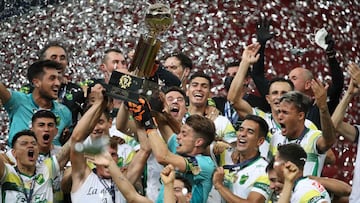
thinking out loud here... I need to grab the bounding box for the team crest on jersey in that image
[239,174,249,185]
[35,174,45,184]
[117,157,124,167]
[56,115,61,126]
[66,93,73,100]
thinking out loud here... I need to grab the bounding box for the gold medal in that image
[191,165,201,175]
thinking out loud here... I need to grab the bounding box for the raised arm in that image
[324,34,344,114]
[147,129,187,172]
[116,102,138,135]
[0,82,11,105]
[332,63,360,142]
[56,140,71,169]
[125,128,151,184]
[227,43,261,118]
[70,84,107,191]
[251,17,273,98]
[311,79,336,153]
[161,164,177,203]
[277,161,301,203]
[87,151,152,203]
[126,97,188,172]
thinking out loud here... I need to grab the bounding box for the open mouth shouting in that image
[170,106,179,112]
[279,123,287,135]
[170,106,180,117]
[27,149,36,162]
[43,134,51,144]
[52,86,59,95]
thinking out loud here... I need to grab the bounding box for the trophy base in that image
[104,71,159,104]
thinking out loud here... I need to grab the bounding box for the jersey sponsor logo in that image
[308,195,325,203]
[253,182,271,195]
[311,181,326,192]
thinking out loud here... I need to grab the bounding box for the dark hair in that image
[102,108,112,121]
[185,115,215,148]
[243,114,269,139]
[11,130,37,147]
[225,60,250,77]
[225,61,240,71]
[163,86,186,99]
[189,71,212,87]
[277,143,307,170]
[269,77,294,91]
[27,60,63,83]
[280,91,311,114]
[109,136,119,151]
[38,41,68,61]
[32,110,57,125]
[175,174,192,193]
[165,52,193,70]
[103,48,123,63]
[266,158,275,172]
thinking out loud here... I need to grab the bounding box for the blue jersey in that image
[156,134,215,203]
[4,91,72,146]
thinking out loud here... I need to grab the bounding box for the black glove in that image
[325,33,336,55]
[125,97,157,131]
[256,17,275,44]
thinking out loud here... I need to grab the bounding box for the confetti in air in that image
[1,0,360,184]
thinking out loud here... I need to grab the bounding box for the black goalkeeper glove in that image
[125,97,158,131]
[256,17,275,44]
[325,33,336,57]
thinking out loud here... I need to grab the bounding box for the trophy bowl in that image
[145,3,173,36]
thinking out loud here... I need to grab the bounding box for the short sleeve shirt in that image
[291,177,331,203]
[0,156,60,202]
[156,134,215,203]
[4,91,72,146]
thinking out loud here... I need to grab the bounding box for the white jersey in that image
[116,143,135,167]
[0,156,60,203]
[37,145,62,165]
[183,113,237,144]
[3,147,64,202]
[213,115,237,143]
[145,153,163,202]
[223,156,270,199]
[252,108,317,159]
[110,119,140,151]
[270,128,325,176]
[71,171,126,203]
[349,125,360,203]
[291,177,331,203]
[38,146,64,203]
